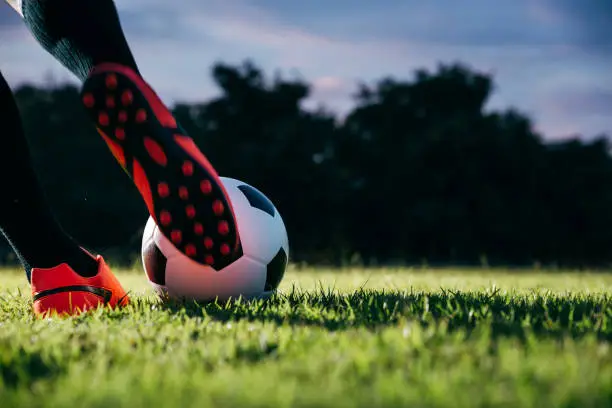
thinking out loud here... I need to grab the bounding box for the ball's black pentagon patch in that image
[237,184,276,217]
[142,240,167,285]
[265,247,288,291]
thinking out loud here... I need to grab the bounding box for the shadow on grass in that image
[157,287,612,341]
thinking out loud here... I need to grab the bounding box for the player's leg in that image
[20,0,242,270]
[0,70,127,315]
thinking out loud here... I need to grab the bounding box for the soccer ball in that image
[141,177,289,302]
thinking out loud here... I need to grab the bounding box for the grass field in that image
[1,265,612,407]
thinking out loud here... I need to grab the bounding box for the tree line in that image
[5,60,612,268]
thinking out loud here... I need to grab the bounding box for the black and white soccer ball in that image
[141,177,289,302]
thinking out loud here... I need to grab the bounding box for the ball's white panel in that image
[164,254,267,301]
[141,216,157,271]
[220,177,288,264]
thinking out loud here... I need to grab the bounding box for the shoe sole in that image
[81,63,241,270]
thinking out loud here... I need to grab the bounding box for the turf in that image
[1,266,611,407]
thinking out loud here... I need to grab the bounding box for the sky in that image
[0,0,610,140]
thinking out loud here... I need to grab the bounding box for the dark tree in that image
[3,61,611,268]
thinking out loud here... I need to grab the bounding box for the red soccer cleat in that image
[31,255,129,316]
[80,63,241,270]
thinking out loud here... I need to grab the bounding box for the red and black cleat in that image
[81,63,241,270]
[31,255,129,317]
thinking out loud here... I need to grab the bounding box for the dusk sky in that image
[0,0,610,139]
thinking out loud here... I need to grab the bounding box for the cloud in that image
[0,0,609,139]
[244,0,572,47]
[549,88,612,116]
[555,1,612,43]
[0,2,29,42]
[303,76,353,111]
[0,3,20,27]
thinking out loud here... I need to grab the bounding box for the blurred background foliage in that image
[7,60,612,268]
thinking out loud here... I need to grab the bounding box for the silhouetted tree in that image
[2,61,610,268]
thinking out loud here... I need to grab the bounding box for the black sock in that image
[22,0,139,82]
[0,72,98,281]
